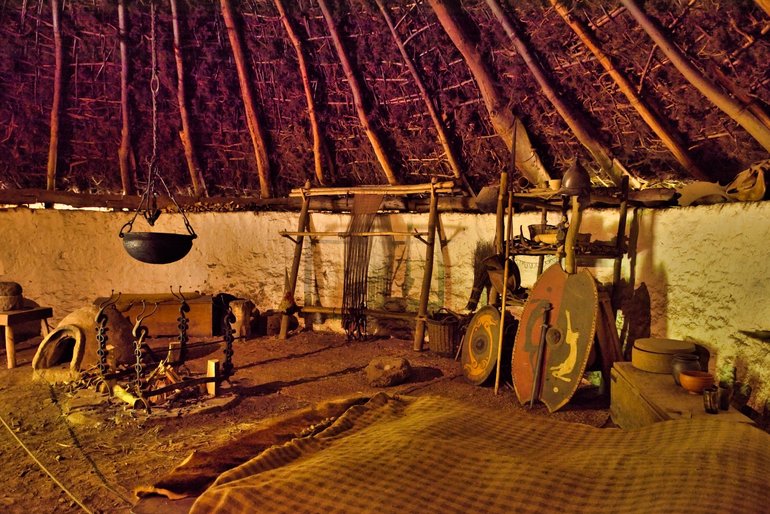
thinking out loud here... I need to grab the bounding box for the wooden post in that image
[220,0,272,198]
[564,196,583,275]
[117,0,134,195]
[317,0,399,185]
[279,181,312,339]
[537,207,547,276]
[413,182,439,351]
[494,171,508,255]
[170,0,208,197]
[611,176,630,311]
[274,0,331,186]
[46,0,63,192]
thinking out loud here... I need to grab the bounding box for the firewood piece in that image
[425,0,551,187]
[206,359,220,396]
[220,0,272,198]
[317,0,399,185]
[170,0,208,197]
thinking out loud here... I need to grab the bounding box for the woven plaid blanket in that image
[189,393,769,513]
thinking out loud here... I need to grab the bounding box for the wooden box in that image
[610,361,752,429]
[94,293,213,337]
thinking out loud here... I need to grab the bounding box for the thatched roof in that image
[0,0,768,202]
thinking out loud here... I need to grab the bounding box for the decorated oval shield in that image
[461,305,501,386]
[513,263,598,412]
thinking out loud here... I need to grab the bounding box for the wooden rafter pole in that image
[621,0,770,152]
[549,0,708,181]
[220,0,272,198]
[46,0,63,191]
[274,0,331,186]
[425,0,550,186]
[117,0,134,195]
[485,0,640,188]
[170,0,208,197]
[317,0,399,185]
[374,0,469,192]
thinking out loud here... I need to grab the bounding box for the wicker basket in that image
[426,309,460,357]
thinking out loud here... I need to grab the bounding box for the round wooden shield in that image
[512,263,598,412]
[461,305,501,386]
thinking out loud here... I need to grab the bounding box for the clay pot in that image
[671,353,701,385]
[0,295,22,311]
[679,370,714,394]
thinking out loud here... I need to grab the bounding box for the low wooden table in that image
[610,361,752,429]
[1,307,53,369]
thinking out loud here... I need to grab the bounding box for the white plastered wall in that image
[0,201,768,407]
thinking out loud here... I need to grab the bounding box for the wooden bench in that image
[1,307,53,369]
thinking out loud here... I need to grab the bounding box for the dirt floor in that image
[0,329,611,514]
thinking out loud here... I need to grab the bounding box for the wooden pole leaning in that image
[413,182,440,351]
[494,194,514,395]
[279,181,312,339]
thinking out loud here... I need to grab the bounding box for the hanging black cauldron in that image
[119,6,197,266]
[121,231,195,265]
[119,169,197,265]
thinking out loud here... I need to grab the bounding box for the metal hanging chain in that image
[119,1,195,239]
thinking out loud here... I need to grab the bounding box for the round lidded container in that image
[631,338,696,374]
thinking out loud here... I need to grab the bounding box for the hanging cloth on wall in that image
[342,194,383,339]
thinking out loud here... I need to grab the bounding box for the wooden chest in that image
[94,293,213,337]
[610,361,752,429]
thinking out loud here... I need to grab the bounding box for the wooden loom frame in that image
[278,180,458,351]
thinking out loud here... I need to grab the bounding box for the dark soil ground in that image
[0,329,611,514]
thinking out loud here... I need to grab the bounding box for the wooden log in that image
[279,182,312,340]
[413,183,439,351]
[206,359,220,396]
[274,0,332,186]
[549,0,708,181]
[374,0,469,193]
[300,305,417,322]
[317,0,399,186]
[621,0,770,152]
[46,0,63,192]
[170,0,208,197]
[220,0,272,198]
[426,0,551,186]
[485,0,640,189]
[288,180,457,197]
[117,0,135,195]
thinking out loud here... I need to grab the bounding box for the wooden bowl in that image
[679,370,714,394]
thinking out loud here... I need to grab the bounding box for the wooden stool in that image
[0,307,53,369]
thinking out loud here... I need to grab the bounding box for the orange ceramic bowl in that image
[679,370,714,393]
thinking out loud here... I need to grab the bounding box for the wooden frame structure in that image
[278,180,458,351]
